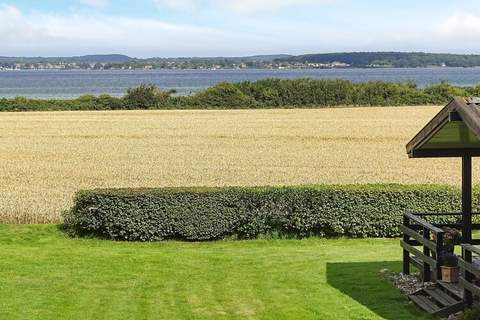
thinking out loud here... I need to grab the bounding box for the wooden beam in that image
[403,214,410,275]
[404,213,444,234]
[400,225,437,252]
[410,149,480,158]
[400,240,437,268]
[413,212,480,216]
[457,100,480,139]
[462,156,474,306]
[461,243,480,256]
[468,239,480,246]
[459,258,480,278]
[410,255,423,271]
[460,277,480,298]
[423,227,431,282]
[436,232,444,280]
[463,156,473,243]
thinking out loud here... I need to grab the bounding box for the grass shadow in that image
[326,261,433,320]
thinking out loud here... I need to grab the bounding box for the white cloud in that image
[79,0,110,9]
[4,4,480,57]
[0,4,276,57]
[154,0,195,11]
[0,5,50,43]
[437,12,480,39]
[220,0,333,15]
[153,0,333,14]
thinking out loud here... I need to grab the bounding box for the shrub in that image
[464,306,480,320]
[0,80,477,112]
[190,82,257,108]
[63,184,474,242]
[123,83,174,109]
[423,81,468,103]
[237,79,283,106]
[95,94,124,110]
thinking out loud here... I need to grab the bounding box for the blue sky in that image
[1,0,480,57]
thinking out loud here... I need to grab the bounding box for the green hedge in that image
[63,184,477,241]
[3,79,480,111]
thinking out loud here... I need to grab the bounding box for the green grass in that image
[0,225,432,320]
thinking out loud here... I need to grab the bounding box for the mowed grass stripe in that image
[0,106,470,223]
[0,225,431,320]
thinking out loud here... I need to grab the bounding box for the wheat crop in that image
[0,106,472,223]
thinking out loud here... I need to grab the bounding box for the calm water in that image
[1,67,480,99]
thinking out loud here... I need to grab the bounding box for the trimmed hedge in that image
[63,184,479,241]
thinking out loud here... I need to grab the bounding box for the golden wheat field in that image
[1,106,477,223]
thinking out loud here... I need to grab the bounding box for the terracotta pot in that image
[441,266,460,283]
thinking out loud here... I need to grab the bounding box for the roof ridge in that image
[466,96,480,105]
[406,97,480,158]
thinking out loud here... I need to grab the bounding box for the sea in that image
[1,67,480,99]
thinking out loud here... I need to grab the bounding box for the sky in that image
[1,0,480,57]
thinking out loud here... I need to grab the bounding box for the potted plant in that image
[432,227,461,250]
[440,252,460,283]
[443,227,461,252]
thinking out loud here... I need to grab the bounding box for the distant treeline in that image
[5,52,480,69]
[279,52,480,68]
[1,79,479,111]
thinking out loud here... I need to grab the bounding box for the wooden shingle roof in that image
[406,97,480,158]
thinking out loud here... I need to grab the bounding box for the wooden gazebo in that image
[402,97,480,316]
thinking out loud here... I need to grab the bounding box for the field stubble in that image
[0,106,471,223]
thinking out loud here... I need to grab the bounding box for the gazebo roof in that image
[407,97,480,158]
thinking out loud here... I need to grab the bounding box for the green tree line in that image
[1,79,479,111]
[280,52,480,67]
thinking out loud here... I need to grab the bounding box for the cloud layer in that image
[154,0,332,14]
[0,4,274,57]
[1,3,480,57]
[437,12,480,39]
[79,0,110,9]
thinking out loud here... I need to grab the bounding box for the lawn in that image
[0,225,431,320]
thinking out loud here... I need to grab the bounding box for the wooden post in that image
[463,156,472,244]
[403,214,410,275]
[463,156,473,306]
[423,227,431,282]
[436,232,443,281]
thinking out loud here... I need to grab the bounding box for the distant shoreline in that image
[4,52,480,70]
[2,66,480,72]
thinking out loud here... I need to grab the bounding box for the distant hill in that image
[0,54,289,66]
[0,54,133,64]
[277,52,480,68]
[141,54,292,63]
[238,54,292,62]
[4,52,480,69]
[69,54,133,63]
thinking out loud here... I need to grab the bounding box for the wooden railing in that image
[459,244,480,306]
[402,212,480,307]
[410,212,480,242]
[401,213,445,281]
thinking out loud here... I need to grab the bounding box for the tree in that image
[123,84,175,109]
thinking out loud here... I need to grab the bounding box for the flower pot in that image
[441,266,460,283]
